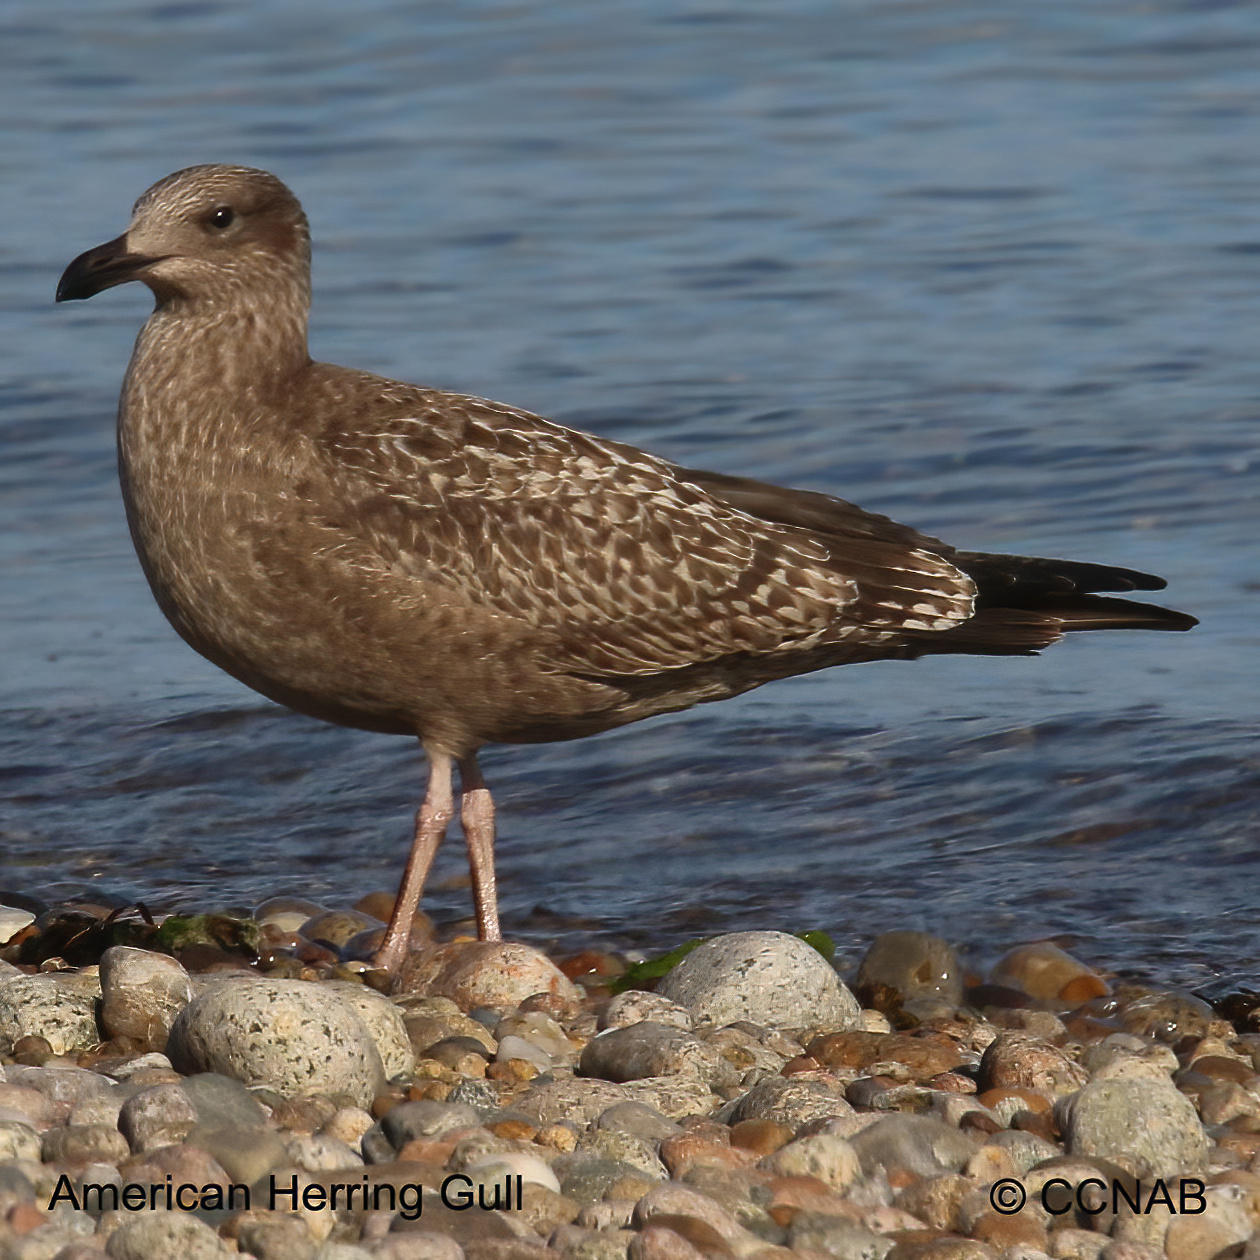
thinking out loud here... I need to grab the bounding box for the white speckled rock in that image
[1057,1077,1210,1179]
[99,946,193,1050]
[105,1211,233,1259]
[0,972,102,1055]
[656,931,858,1033]
[321,980,415,1080]
[167,979,385,1108]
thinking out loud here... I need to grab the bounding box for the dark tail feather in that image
[954,552,1170,603]
[912,595,1197,659]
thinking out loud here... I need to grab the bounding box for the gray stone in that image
[182,1071,271,1128]
[381,1100,482,1149]
[99,946,193,1050]
[514,1077,715,1128]
[718,1074,852,1128]
[579,1022,735,1087]
[0,974,101,1056]
[1057,1077,1210,1178]
[787,1213,893,1259]
[106,1211,233,1258]
[68,1088,126,1129]
[40,1123,130,1167]
[656,932,858,1033]
[118,1083,200,1153]
[574,1130,668,1181]
[168,979,385,1108]
[594,1102,680,1142]
[368,1235,466,1260]
[561,1158,657,1205]
[185,1122,290,1184]
[847,1115,979,1179]
[2,1065,114,1103]
[236,1212,319,1260]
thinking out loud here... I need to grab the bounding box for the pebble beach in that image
[0,898,1257,1260]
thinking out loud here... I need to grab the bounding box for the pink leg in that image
[459,754,501,942]
[371,749,453,972]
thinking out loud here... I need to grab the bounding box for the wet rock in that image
[98,947,193,1051]
[398,942,581,1011]
[1057,1077,1210,1178]
[299,909,381,950]
[854,931,963,1020]
[989,943,1108,1004]
[0,974,101,1056]
[656,932,858,1033]
[167,979,385,1108]
[400,1000,499,1061]
[579,1022,735,1088]
[598,993,693,1033]
[255,897,326,934]
[1115,986,1214,1043]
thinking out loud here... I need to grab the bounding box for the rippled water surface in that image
[2,1,1257,986]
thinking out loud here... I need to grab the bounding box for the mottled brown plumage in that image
[57,165,1196,969]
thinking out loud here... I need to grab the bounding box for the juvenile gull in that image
[56,165,1196,971]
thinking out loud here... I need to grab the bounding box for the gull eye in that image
[205,205,236,230]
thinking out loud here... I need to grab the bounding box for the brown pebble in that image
[271,1095,338,1133]
[629,1224,708,1260]
[659,1133,740,1178]
[926,1072,976,1093]
[960,1112,1002,1136]
[6,1203,46,1236]
[729,1119,794,1155]
[489,1119,539,1141]
[371,1089,407,1119]
[971,1208,1048,1250]
[782,1055,822,1075]
[1190,1054,1255,1085]
[396,1137,457,1164]
[409,1080,453,1102]
[519,990,584,1020]
[486,1059,539,1082]
[536,1123,578,1152]
[807,1031,964,1082]
[975,1086,1051,1115]
[1011,1108,1057,1142]
[12,1036,54,1065]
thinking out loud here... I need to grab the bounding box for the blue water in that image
[1,2,1257,988]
